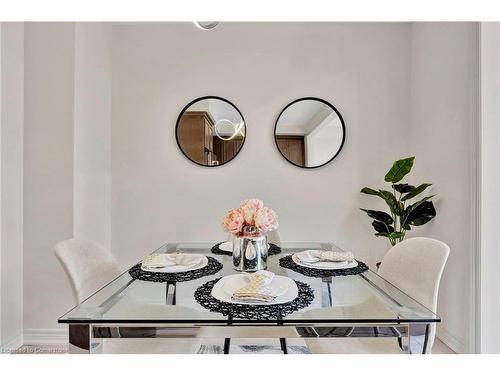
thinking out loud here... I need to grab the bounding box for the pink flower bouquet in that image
[221,198,278,237]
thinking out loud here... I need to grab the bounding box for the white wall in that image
[479,22,500,354]
[409,22,479,353]
[74,23,112,250]
[23,23,75,332]
[0,22,24,348]
[111,22,411,268]
[306,114,343,166]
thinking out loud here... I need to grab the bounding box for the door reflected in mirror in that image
[176,96,246,167]
[274,98,345,168]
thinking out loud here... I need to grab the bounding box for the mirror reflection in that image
[176,97,246,167]
[274,98,345,168]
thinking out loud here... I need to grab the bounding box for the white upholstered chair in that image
[307,237,449,354]
[267,230,281,245]
[377,236,449,353]
[55,238,203,353]
[55,238,122,304]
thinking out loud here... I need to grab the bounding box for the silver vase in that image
[232,235,268,272]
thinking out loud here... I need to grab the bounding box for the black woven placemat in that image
[210,241,282,256]
[279,255,369,278]
[128,256,223,283]
[194,278,314,320]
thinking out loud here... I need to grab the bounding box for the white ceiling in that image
[187,98,242,124]
[276,100,336,135]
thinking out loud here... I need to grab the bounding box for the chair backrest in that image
[378,237,449,313]
[378,237,449,351]
[267,230,281,245]
[55,238,122,304]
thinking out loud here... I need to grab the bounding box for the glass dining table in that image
[58,242,440,354]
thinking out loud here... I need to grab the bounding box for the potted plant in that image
[360,157,436,253]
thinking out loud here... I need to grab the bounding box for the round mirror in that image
[176,96,246,167]
[274,97,345,168]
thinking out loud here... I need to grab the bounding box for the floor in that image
[13,337,455,354]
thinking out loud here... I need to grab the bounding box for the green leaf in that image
[384,157,415,183]
[406,201,436,226]
[379,190,402,215]
[402,183,432,201]
[360,209,393,224]
[372,220,394,234]
[389,232,405,240]
[360,187,383,197]
[402,195,434,225]
[393,183,415,194]
[407,195,435,211]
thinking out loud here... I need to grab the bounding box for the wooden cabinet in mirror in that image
[176,96,246,167]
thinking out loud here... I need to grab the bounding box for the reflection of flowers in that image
[221,199,279,237]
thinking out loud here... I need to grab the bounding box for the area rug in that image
[197,339,311,354]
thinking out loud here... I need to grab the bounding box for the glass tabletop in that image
[58,242,440,325]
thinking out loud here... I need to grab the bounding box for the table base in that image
[68,323,431,354]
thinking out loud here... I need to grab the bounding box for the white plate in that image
[292,254,358,270]
[218,241,233,252]
[218,241,271,253]
[141,255,208,273]
[212,274,298,305]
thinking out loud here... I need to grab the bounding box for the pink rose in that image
[239,198,264,225]
[254,207,279,233]
[221,209,244,234]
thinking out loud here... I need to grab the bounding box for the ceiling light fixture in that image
[213,119,244,141]
[194,21,220,30]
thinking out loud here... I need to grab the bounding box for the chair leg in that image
[387,326,404,351]
[397,337,404,351]
[422,324,430,354]
[223,338,231,354]
[280,338,288,354]
[223,316,232,354]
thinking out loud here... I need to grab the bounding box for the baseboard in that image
[0,332,24,353]
[437,326,466,354]
[23,328,68,346]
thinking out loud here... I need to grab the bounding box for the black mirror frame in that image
[274,97,346,169]
[175,95,247,168]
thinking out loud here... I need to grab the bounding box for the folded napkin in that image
[295,250,354,265]
[232,270,276,303]
[141,253,205,272]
